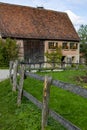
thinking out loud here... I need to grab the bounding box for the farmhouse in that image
[0,2,80,64]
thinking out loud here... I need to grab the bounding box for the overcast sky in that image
[0,0,87,30]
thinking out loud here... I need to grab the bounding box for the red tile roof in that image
[0,2,80,41]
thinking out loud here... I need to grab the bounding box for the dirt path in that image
[0,69,9,82]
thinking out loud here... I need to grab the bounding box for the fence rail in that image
[9,60,87,130]
[26,72,87,98]
[22,88,80,130]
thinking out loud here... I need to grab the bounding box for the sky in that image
[0,0,87,30]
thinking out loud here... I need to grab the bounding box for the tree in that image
[78,25,87,44]
[0,39,7,66]
[78,25,87,63]
[0,38,19,67]
[5,38,19,60]
[45,46,62,67]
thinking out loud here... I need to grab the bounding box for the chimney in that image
[37,6,44,9]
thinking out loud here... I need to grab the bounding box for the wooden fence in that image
[20,61,87,72]
[9,60,87,130]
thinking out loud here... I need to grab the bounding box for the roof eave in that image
[2,34,80,42]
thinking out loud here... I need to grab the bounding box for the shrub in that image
[0,38,19,67]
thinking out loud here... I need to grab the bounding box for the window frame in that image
[62,42,69,49]
[70,42,78,50]
[48,42,58,49]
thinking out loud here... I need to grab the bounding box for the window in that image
[62,42,68,49]
[70,42,78,49]
[48,42,58,49]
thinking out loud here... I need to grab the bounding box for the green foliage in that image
[78,25,87,63]
[45,47,62,67]
[0,38,19,67]
[0,79,66,130]
[78,25,87,44]
[24,70,87,130]
[80,43,87,63]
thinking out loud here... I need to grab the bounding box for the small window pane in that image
[48,42,58,49]
[70,42,78,49]
[62,42,68,49]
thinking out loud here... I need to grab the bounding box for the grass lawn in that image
[0,79,66,130]
[38,69,87,87]
[23,70,87,130]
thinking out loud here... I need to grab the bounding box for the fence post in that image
[9,61,14,84]
[42,76,52,130]
[12,60,18,91]
[76,62,79,70]
[17,64,25,107]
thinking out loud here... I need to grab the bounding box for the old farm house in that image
[0,3,80,64]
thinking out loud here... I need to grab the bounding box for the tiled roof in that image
[0,2,80,41]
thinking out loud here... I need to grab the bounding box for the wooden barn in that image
[0,2,80,63]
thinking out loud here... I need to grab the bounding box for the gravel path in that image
[0,69,9,82]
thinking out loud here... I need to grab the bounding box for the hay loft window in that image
[62,42,69,49]
[70,42,78,49]
[48,42,58,49]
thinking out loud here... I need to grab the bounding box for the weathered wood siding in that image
[24,40,44,62]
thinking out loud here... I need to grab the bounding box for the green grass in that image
[0,79,66,130]
[0,67,9,69]
[23,70,87,130]
[38,70,87,87]
[1,70,87,130]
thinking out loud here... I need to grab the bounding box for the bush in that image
[0,38,19,67]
